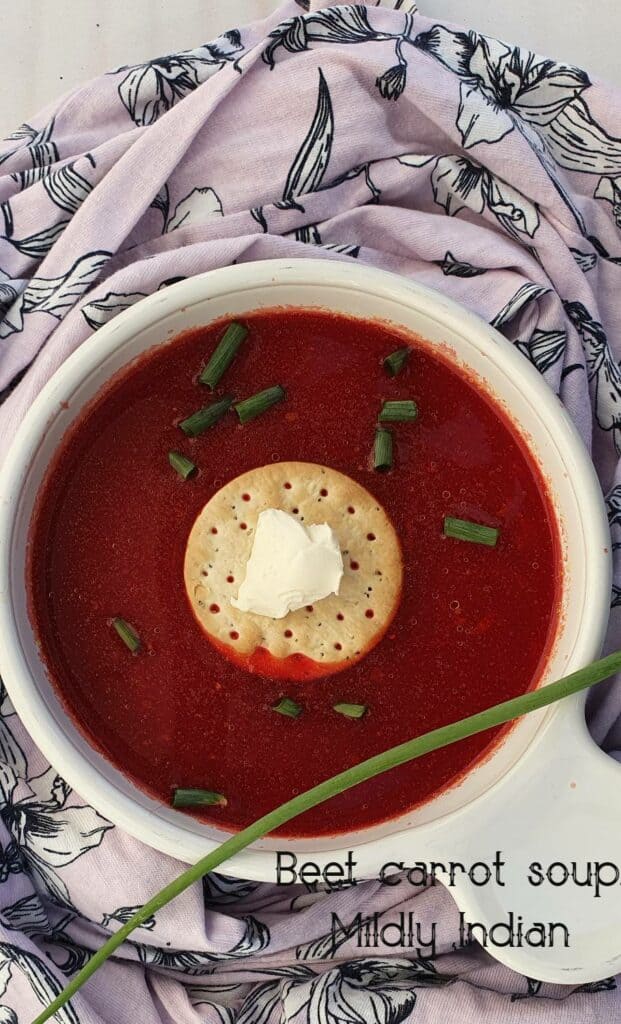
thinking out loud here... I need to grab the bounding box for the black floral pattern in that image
[166,185,224,230]
[376,63,407,101]
[42,157,95,215]
[397,151,541,239]
[203,874,260,906]
[264,7,416,105]
[0,943,79,1024]
[438,251,488,277]
[411,23,621,233]
[491,282,549,329]
[510,977,543,1001]
[135,916,270,973]
[413,28,589,148]
[115,33,244,126]
[280,960,424,1024]
[0,250,111,339]
[102,905,156,931]
[284,69,334,202]
[515,329,567,374]
[0,118,58,172]
[564,300,621,451]
[0,766,112,908]
[81,290,147,331]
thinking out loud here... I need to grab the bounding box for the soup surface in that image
[28,309,560,836]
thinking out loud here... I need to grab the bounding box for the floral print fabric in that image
[0,1,620,1020]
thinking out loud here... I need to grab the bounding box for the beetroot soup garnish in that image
[199,321,248,390]
[374,427,393,472]
[379,399,418,422]
[112,617,141,653]
[443,516,500,547]
[168,451,197,480]
[179,395,233,436]
[272,697,303,718]
[172,788,228,808]
[234,385,286,424]
[333,703,368,719]
[383,346,410,377]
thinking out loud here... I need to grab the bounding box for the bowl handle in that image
[429,698,621,984]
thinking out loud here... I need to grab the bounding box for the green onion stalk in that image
[33,650,621,1024]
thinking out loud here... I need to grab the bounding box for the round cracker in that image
[184,462,403,673]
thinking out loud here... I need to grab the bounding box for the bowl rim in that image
[0,257,611,874]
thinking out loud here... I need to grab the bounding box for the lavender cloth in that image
[1,1,621,1020]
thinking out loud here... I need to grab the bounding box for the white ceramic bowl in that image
[0,259,617,982]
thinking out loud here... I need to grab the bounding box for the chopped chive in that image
[379,399,418,422]
[272,697,302,718]
[112,617,140,653]
[374,427,393,472]
[443,516,499,547]
[172,788,227,808]
[199,322,248,389]
[383,346,410,377]
[168,451,197,479]
[179,395,233,436]
[234,385,286,424]
[334,703,367,719]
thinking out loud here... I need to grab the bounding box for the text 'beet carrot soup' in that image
[27,309,561,836]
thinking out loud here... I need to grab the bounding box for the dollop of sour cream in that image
[231,508,344,619]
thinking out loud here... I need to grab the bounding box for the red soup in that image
[28,309,561,836]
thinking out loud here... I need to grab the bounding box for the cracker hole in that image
[284,629,293,638]
[365,609,375,619]
[320,488,328,497]
[242,493,251,502]
[229,630,239,640]
[350,560,359,571]
[211,527,218,535]
[292,507,299,515]
[284,481,292,489]
[201,570,208,577]
[240,523,247,530]
[306,605,314,612]
[227,575,235,584]
[209,603,220,614]
[367,532,376,541]
[347,506,355,514]
[336,612,344,621]
[334,642,342,651]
